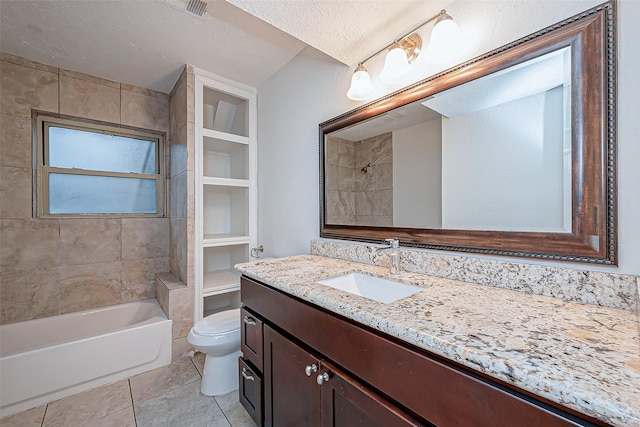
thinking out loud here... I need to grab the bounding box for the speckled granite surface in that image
[236,255,640,427]
[311,240,640,312]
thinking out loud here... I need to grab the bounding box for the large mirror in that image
[320,1,617,264]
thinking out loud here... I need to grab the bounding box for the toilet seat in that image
[192,308,240,337]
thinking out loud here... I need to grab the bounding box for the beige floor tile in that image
[42,380,132,427]
[221,402,256,427]
[78,407,135,427]
[133,381,220,427]
[214,389,239,410]
[130,358,200,403]
[192,352,205,376]
[186,411,231,427]
[0,405,46,426]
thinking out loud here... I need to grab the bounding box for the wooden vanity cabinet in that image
[239,276,606,427]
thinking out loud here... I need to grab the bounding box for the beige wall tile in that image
[373,163,393,190]
[59,75,120,123]
[121,88,169,133]
[338,166,354,191]
[186,69,195,124]
[170,172,187,219]
[0,167,32,218]
[121,83,168,99]
[169,125,187,178]
[0,61,58,117]
[172,336,194,362]
[58,262,122,313]
[0,114,32,169]
[59,68,120,89]
[169,283,194,338]
[42,380,131,427]
[186,121,195,172]
[355,191,373,217]
[0,219,59,271]
[121,257,169,302]
[121,218,169,260]
[186,219,194,283]
[59,218,121,265]
[372,133,392,165]
[130,358,200,404]
[170,218,187,285]
[337,141,355,168]
[1,53,58,73]
[0,268,59,324]
[169,69,188,134]
[373,190,393,217]
[0,404,47,426]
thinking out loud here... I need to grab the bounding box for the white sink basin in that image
[316,273,422,304]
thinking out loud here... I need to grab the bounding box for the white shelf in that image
[203,177,249,187]
[203,269,241,297]
[203,233,249,246]
[195,70,257,323]
[203,128,249,145]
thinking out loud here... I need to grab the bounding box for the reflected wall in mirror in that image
[320,1,617,264]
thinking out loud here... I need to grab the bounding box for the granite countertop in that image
[235,255,640,427]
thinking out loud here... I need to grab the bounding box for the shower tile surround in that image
[235,255,640,426]
[325,133,393,226]
[0,53,178,325]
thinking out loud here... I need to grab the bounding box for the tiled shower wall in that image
[168,65,195,287]
[325,133,393,226]
[0,53,171,324]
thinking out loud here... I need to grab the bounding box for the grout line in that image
[40,404,48,427]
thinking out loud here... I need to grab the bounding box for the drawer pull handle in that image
[242,367,255,381]
[243,316,257,326]
[317,372,330,385]
[304,364,318,376]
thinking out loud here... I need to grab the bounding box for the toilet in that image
[187,308,241,396]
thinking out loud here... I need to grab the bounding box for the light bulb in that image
[428,13,460,63]
[346,65,374,101]
[380,43,411,84]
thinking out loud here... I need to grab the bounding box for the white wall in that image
[441,88,566,231]
[257,0,640,275]
[393,119,442,228]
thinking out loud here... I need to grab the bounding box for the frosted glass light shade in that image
[380,45,411,84]
[428,14,460,63]
[347,66,374,101]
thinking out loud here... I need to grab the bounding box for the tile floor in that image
[0,353,256,427]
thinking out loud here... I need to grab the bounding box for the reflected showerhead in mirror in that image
[360,163,371,174]
[346,9,459,99]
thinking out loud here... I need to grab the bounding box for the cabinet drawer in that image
[239,357,262,426]
[241,307,263,371]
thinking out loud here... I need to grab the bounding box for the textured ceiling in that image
[227,0,452,66]
[0,0,306,93]
[0,0,452,93]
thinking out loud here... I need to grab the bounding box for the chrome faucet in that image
[377,238,401,275]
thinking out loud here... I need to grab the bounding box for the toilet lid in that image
[193,308,241,336]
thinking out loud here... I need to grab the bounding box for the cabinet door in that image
[319,362,426,427]
[241,307,263,371]
[264,325,321,427]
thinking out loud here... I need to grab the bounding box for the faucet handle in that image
[385,238,400,249]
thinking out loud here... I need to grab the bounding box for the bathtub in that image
[0,299,172,417]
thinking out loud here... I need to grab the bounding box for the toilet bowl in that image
[187,308,241,396]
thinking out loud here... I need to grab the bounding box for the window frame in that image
[35,113,166,218]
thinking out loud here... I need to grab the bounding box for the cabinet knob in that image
[241,367,255,381]
[317,372,330,385]
[243,316,256,326]
[304,364,318,376]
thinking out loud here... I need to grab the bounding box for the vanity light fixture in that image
[346,9,459,101]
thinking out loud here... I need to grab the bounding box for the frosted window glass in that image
[49,127,156,174]
[49,174,157,214]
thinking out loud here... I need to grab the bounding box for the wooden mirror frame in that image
[319,1,617,265]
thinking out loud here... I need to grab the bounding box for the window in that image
[36,114,165,217]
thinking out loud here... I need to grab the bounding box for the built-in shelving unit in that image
[194,68,257,320]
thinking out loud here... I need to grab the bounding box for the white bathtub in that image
[0,299,172,417]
